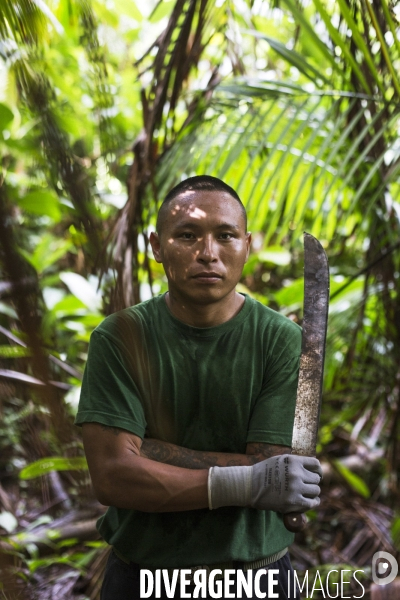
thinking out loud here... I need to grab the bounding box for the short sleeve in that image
[74,329,147,438]
[246,354,300,446]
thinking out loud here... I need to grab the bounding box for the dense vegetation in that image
[0,0,399,598]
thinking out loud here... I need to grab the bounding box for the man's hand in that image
[208,454,322,514]
[250,454,322,513]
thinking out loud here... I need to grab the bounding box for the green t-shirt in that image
[75,293,301,568]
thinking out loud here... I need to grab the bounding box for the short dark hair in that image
[156,175,247,233]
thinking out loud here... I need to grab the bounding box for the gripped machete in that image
[283,233,330,533]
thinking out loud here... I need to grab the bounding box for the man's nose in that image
[197,235,218,262]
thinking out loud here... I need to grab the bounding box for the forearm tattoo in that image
[140,439,290,469]
[141,439,227,468]
[246,442,290,460]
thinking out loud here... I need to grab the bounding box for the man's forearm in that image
[83,424,209,512]
[141,438,289,468]
[83,424,290,513]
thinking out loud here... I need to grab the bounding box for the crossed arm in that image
[82,423,289,513]
[140,436,288,468]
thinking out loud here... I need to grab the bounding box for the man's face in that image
[150,190,251,305]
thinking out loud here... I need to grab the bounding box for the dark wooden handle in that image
[283,512,307,532]
[371,578,400,599]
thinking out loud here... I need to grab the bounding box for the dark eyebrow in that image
[174,221,240,230]
[215,223,240,230]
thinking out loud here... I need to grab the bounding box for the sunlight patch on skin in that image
[174,190,197,201]
[170,203,184,217]
[187,206,207,219]
[170,202,207,220]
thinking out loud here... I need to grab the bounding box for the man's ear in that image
[245,232,252,262]
[149,231,163,263]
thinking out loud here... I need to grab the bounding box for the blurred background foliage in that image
[0,0,400,598]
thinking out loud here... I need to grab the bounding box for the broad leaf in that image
[333,460,370,498]
[20,456,88,480]
[0,103,14,130]
[17,190,61,221]
[59,273,102,313]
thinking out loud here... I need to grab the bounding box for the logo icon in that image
[372,551,398,586]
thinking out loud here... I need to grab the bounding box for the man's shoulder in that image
[244,297,301,362]
[93,295,163,346]
[247,296,301,336]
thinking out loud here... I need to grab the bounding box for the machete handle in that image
[283,512,307,533]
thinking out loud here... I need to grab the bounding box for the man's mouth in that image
[192,272,223,283]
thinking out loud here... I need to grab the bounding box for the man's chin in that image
[173,285,235,306]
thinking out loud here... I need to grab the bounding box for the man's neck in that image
[165,291,245,328]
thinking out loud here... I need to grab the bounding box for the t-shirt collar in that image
[157,292,253,338]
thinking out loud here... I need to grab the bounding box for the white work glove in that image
[208,454,322,514]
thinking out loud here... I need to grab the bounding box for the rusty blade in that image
[291,233,329,456]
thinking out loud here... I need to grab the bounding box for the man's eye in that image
[181,232,195,239]
[220,233,233,239]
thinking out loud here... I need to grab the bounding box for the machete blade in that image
[291,233,329,457]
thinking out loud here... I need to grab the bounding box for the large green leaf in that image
[0,345,31,358]
[113,0,142,21]
[333,460,370,498]
[244,30,329,86]
[59,272,102,313]
[0,103,14,130]
[280,0,340,70]
[258,247,291,266]
[29,235,73,274]
[274,278,304,308]
[19,456,88,480]
[17,190,61,221]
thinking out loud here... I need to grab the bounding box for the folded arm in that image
[82,422,208,512]
[82,423,289,512]
[140,437,289,468]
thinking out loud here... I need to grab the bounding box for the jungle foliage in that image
[0,0,399,598]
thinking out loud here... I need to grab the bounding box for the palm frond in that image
[0,0,58,44]
[158,82,400,247]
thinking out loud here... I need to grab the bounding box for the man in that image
[76,175,322,599]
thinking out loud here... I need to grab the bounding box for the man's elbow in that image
[89,464,116,506]
[87,460,160,511]
[92,484,164,512]
[87,456,131,506]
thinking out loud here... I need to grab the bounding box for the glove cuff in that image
[208,465,252,509]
